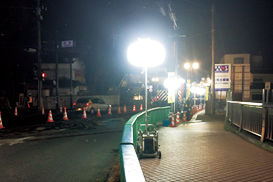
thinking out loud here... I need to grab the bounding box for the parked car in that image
[73,97,110,114]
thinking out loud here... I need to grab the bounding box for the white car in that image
[73,97,110,114]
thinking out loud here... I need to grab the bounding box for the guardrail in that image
[227,101,273,142]
[119,106,171,182]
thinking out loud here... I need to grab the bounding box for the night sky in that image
[0,0,273,94]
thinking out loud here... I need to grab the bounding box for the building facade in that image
[219,54,273,102]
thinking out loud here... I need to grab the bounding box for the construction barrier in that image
[123,105,127,113]
[117,106,121,114]
[14,107,18,116]
[107,106,112,115]
[82,107,87,119]
[176,111,181,124]
[62,107,69,120]
[97,108,102,117]
[0,112,4,129]
[182,111,187,122]
[170,113,177,127]
[140,104,143,111]
[47,110,54,122]
[42,107,45,115]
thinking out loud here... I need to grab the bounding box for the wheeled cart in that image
[136,124,161,159]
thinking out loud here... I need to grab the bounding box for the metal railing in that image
[119,106,171,182]
[227,101,273,142]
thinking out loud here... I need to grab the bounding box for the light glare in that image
[127,38,165,67]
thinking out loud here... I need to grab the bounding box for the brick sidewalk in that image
[140,112,273,181]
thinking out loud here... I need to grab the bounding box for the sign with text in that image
[215,64,231,91]
[61,40,73,48]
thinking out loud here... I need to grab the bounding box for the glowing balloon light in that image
[127,38,165,68]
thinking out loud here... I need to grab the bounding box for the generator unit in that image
[136,124,161,159]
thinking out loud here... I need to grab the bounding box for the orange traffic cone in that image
[107,106,112,115]
[132,105,136,112]
[117,106,121,114]
[203,103,206,110]
[176,111,181,124]
[14,107,18,116]
[170,113,177,127]
[182,111,187,122]
[123,105,127,113]
[60,106,63,113]
[199,104,202,112]
[82,107,87,119]
[97,108,102,117]
[0,112,4,129]
[47,110,54,122]
[62,107,69,120]
[140,104,143,111]
[42,107,45,115]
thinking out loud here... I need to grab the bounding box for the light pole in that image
[127,38,165,132]
[184,62,199,106]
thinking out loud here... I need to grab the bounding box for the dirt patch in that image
[106,155,120,182]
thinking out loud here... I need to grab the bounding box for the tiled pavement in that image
[140,111,273,182]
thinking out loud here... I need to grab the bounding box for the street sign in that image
[265,82,271,90]
[61,40,73,48]
[215,64,231,91]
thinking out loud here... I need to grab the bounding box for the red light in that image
[86,103,90,106]
[42,73,45,78]
[73,102,76,106]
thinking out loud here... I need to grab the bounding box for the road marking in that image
[0,137,35,146]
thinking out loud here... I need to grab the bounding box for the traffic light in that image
[41,72,45,81]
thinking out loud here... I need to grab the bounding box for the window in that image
[97,99,105,104]
[234,58,244,64]
[252,94,262,100]
[91,98,99,103]
[253,78,263,82]
[77,99,89,103]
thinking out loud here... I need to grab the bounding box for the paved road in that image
[0,113,131,182]
[140,112,273,181]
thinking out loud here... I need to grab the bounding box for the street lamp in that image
[183,62,199,105]
[127,38,165,132]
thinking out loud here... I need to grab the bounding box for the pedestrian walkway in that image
[140,111,273,181]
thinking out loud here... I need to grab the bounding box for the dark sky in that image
[1,0,273,89]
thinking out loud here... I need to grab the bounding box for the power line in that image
[184,31,211,39]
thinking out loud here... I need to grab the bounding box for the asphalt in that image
[2,109,273,181]
[0,110,134,146]
[139,110,273,182]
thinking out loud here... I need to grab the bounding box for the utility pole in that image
[55,31,59,110]
[211,3,215,115]
[37,0,43,110]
